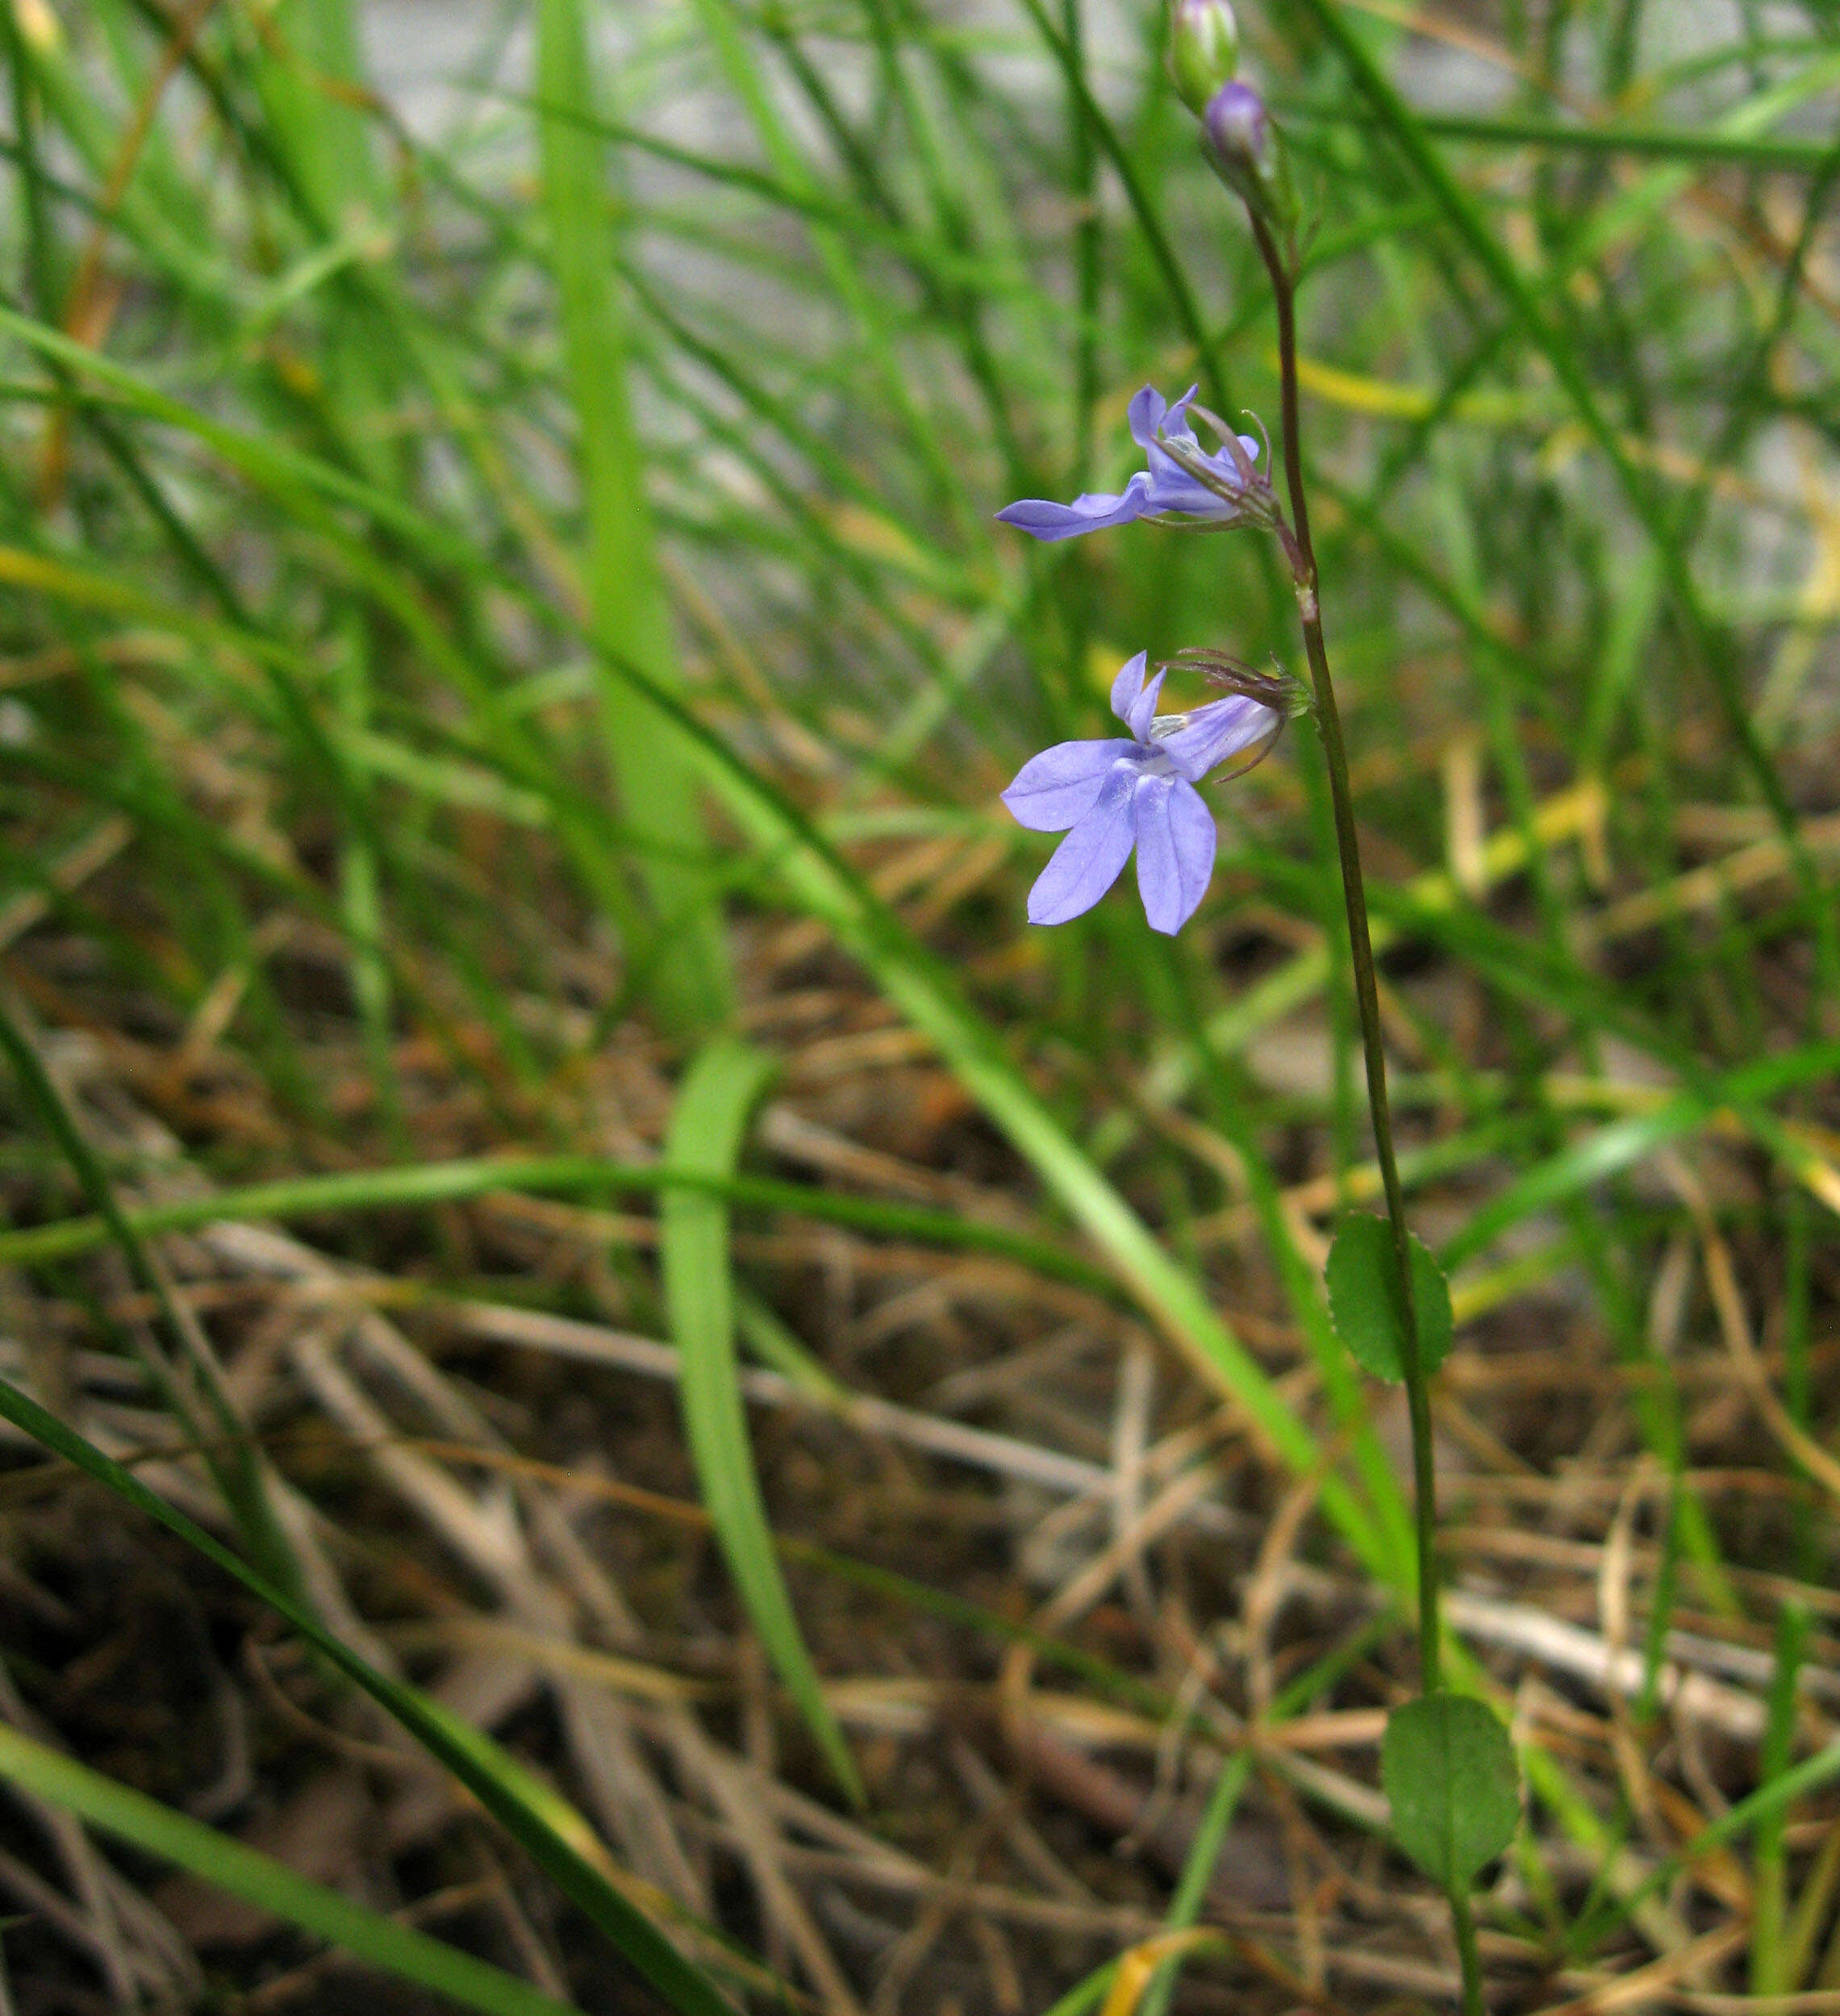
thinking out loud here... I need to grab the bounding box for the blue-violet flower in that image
[1003,651,1280,933]
[996,385,1267,542]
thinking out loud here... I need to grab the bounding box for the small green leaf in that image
[1382,1696,1520,1892]
[1325,1215,1454,1382]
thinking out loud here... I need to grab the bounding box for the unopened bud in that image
[1169,0,1238,118]
[1201,78,1297,244]
[1202,79,1269,174]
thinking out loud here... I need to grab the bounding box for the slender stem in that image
[1246,208,1440,1691]
[1450,1890,1486,2016]
[1062,0,1099,493]
[1247,196,1485,2016]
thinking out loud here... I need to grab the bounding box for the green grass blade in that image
[1009,0,1233,417]
[1441,1037,1840,1267]
[535,0,734,1036]
[682,0,971,528]
[1137,1753,1253,2016]
[663,1038,864,1805]
[524,102,1064,328]
[0,1722,580,2016]
[1572,1738,1840,1957]
[1284,102,1840,173]
[1752,1605,1811,1994]
[0,991,304,1605]
[1555,53,1840,273]
[1287,0,1840,1006]
[0,1154,1119,1292]
[244,0,380,232]
[0,1379,745,2016]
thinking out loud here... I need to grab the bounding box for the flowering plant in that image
[992,16,1513,2010]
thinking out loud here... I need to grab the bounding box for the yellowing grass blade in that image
[1099,1931,1230,2016]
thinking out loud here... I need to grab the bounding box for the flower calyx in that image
[1144,399,1284,537]
[1159,647,1310,719]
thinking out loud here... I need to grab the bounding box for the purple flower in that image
[996,385,1266,543]
[1003,651,1281,933]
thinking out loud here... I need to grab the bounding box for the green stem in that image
[1247,190,1483,2016]
[1451,1889,1486,2016]
[1246,209,1440,1693]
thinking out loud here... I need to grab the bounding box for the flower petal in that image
[1125,666,1166,742]
[1160,384,1201,442]
[1142,459,1247,519]
[1104,649,1145,729]
[1126,385,1168,449]
[1157,693,1280,781]
[996,474,1153,542]
[1001,738,1138,832]
[1195,435,1263,488]
[1108,650,1149,725]
[1133,774,1217,934]
[1027,763,1139,925]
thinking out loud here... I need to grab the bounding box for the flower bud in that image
[1168,0,1238,118]
[1202,79,1269,175]
[1201,78,1297,244]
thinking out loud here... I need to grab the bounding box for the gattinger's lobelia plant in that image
[996,7,1519,2011]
